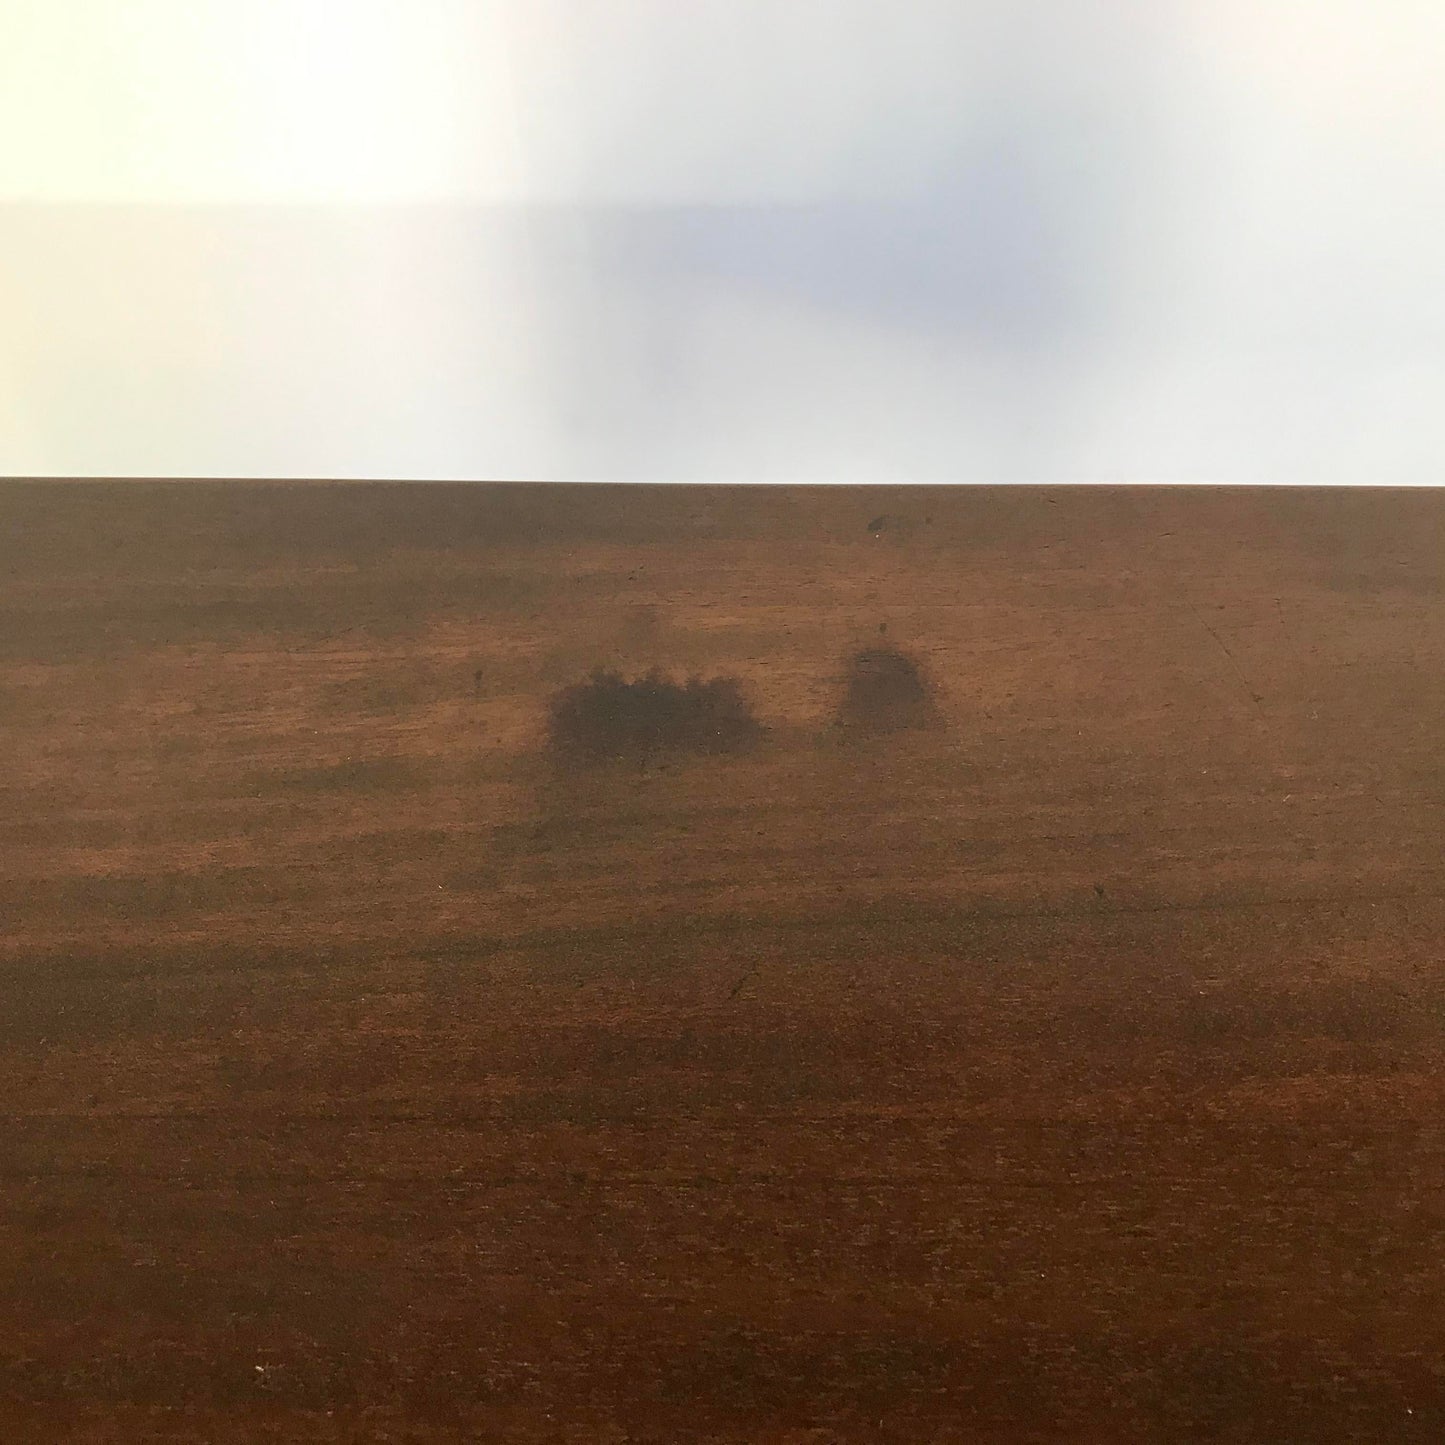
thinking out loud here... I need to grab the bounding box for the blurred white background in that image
[1,0,1441,481]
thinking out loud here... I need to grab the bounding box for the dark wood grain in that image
[3,482,1445,1441]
